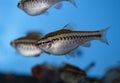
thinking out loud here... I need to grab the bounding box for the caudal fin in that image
[100,27,110,45]
[66,0,77,7]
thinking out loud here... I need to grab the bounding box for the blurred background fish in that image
[59,63,86,83]
[10,32,42,57]
[31,63,63,83]
[17,0,77,16]
[37,24,109,55]
[31,62,98,83]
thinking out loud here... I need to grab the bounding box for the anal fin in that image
[81,42,91,48]
[54,3,63,9]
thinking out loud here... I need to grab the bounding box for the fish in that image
[32,63,62,83]
[10,32,42,57]
[32,64,55,79]
[36,24,109,55]
[59,63,86,83]
[17,0,77,16]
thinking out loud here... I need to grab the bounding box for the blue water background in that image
[0,0,120,78]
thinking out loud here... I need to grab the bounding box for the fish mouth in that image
[17,2,20,7]
[10,41,16,47]
[17,2,23,9]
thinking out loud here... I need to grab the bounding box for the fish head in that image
[32,65,47,79]
[37,39,53,52]
[10,38,25,49]
[17,0,27,9]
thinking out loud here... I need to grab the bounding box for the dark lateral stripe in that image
[51,35,78,41]
[38,34,101,45]
[81,34,101,38]
[37,40,52,45]
[18,41,36,45]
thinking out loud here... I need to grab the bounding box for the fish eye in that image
[42,42,45,44]
[39,41,45,45]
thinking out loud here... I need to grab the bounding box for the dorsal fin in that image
[62,23,74,30]
[42,24,74,38]
[62,63,85,74]
[44,29,72,38]
[25,32,41,40]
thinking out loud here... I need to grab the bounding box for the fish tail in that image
[66,0,77,7]
[99,27,110,45]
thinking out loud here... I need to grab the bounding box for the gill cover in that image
[38,40,53,49]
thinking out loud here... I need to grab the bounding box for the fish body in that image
[37,25,109,55]
[11,32,42,57]
[17,0,76,16]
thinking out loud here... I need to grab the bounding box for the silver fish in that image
[37,24,109,55]
[11,32,42,57]
[17,0,77,16]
